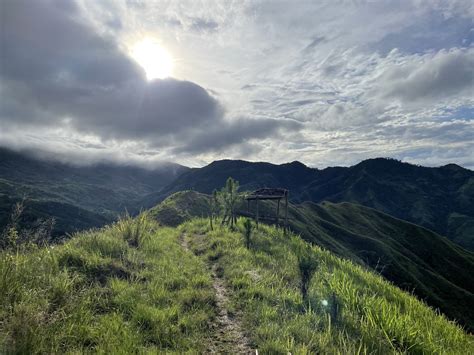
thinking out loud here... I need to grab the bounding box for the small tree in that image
[244,218,253,249]
[217,177,241,229]
[209,190,219,231]
[297,245,318,302]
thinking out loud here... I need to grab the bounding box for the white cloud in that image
[1,0,473,168]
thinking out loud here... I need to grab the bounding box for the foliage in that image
[209,190,219,231]
[216,177,242,229]
[182,218,474,354]
[244,218,253,249]
[0,199,55,250]
[115,211,155,247]
[150,190,474,330]
[297,244,318,302]
[0,215,215,353]
[157,157,474,250]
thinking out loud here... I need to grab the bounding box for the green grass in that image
[182,218,474,354]
[1,213,473,353]
[0,215,215,353]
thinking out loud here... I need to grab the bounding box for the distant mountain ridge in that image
[1,148,473,250]
[149,157,474,250]
[0,148,189,236]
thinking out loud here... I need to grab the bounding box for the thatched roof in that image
[245,188,288,200]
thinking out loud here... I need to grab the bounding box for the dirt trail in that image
[179,233,255,354]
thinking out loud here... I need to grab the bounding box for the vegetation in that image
[0,215,215,353]
[181,218,473,353]
[150,190,474,330]
[0,208,472,353]
[157,157,474,250]
[0,199,55,250]
[297,244,318,301]
[244,218,253,249]
[216,177,242,229]
[0,147,188,238]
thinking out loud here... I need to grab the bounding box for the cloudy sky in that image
[1,0,473,169]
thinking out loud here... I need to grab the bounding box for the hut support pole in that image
[276,199,280,224]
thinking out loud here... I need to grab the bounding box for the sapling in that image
[297,245,318,302]
[244,218,253,249]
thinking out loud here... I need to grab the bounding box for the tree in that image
[244,218,253,249]
[216,177,241,229]
[209,189,219,231]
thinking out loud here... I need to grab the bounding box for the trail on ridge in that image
[179,233,254,354]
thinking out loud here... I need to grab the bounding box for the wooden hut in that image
[245,188,289,228]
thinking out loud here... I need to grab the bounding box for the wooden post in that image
[256,197,259,228]
[284,190,288,230]
[276,199,280,224]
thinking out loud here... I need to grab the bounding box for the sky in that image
[0,0,473,169]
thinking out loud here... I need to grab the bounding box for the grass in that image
[1,212,473,353]
[181,218,474,354]
[0,215,215,353]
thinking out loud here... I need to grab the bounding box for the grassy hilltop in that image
[1,212,472,353]
[151,191,474,331]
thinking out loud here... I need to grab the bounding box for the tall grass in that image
[0,215,216,353]
[182,218,474,354]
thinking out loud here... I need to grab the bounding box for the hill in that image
[151,191,474,330]
[0,213,472,353]
[0,148,189,237]
[150,158,474,250]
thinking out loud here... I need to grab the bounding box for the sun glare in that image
[131,38,174,80]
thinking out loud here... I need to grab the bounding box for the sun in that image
[131,38,174,80]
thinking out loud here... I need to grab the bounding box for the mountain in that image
[149,158,474,250]
[1,212,472,353]
[150,191,474,330]
[0,148,189,237]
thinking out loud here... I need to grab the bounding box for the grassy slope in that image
[0,215,215,353]
[287,201,474,331]
[151,191,474,331]
[182,219,473,354]
[1,214,472,353]
[152,158,474,250]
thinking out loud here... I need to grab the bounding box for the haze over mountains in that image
[0,148,188,237]
[2,148,474,249]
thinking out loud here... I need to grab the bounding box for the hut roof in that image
[245,188,288,200]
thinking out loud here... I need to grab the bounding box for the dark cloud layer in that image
[0,0,297,159]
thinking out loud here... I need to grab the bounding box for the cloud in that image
[174,118,302,154]
[1,0,473,169]
[0,0,302,164]
[379,48,474,102]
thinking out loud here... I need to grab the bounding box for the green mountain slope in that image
[1,214,472,353]
[150,191,474,330]
[0,148,189,237]
[151,158,474,250]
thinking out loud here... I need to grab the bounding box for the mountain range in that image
[1,148,473,329]
[148,158,474,250]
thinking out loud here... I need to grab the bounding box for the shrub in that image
[297,245,318,302]
[244,218,253,249]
